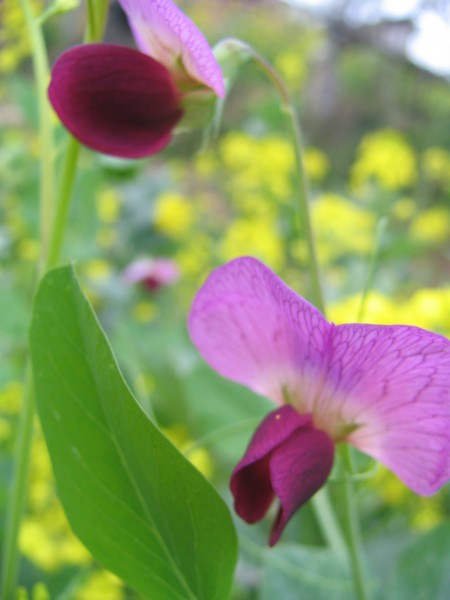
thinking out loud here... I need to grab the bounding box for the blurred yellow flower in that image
[83,259,112,281]
[220,217,283,270]
[312,193,375,264]
[329,291,400,325]
[422,146,450,185]
[17,238,40,262]
[351,129,417,192]
[391,197,416,221]
[153,192,195,238]
[411,500,443,532]
[219,132,293,199]
[0,0,44,73]
[304,147,329,183]
[164,424,213,478]
[132,300,158,323]
[409,206,450,245]
[0,380,23,414]
[95,187,121,224]
[275,49,308,89]
[75,570,124,600]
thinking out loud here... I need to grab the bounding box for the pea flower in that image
[48,0,224,158]
[188,257,450,545]
[123,257,179,291]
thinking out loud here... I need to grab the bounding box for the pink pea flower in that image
[123,257,179,291]
[48,0,224,158]
[188,256,450,545]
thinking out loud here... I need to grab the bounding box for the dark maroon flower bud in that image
[230,405,334,546]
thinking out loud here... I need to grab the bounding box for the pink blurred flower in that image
[123,257,179,291]
[188,257,450,545]
[49,0,224,158]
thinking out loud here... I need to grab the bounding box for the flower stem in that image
[356,217,388,322]
[1,1,53,595]
[338,445,371,600]
[311,487,348,561]
[1,2,111,596]
[45,136,80,270]
[1,367,35,600]
[220,40,325,313]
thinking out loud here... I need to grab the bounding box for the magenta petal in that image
[188,257,329,404]
[328,323,450,495]
[230,406,334,545]
[118,0,224,96]
[48,44,183,158]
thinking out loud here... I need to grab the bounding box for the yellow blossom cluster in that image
[351,128,417,192]
[0,0,44,73]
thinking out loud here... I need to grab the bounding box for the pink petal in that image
[327,323,450,495]
[118,0,224,97]
[230,406,334,546]
[48,44,183,159]
[123,258,180,291]
[188,257,330,403]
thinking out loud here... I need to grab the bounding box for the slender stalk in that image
[45,137,80,270]
[1,368,35,600]
[19,0,55,270]
[356,217,388,322]
[225,40,325,313]
[1,3,111,596]
[311,487,348,561]
[338,445,370,600]
[1,2,54,596]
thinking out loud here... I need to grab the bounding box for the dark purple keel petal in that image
[269,427,334,546]
[49,44,184,159]
[230,406,334,545]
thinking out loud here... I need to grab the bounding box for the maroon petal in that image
[269,427,334,546]
[230,405,334,545]
[49,44,184,159]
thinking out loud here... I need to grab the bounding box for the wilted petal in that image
[49,44,183,158]
[188,257,329,403]
[326,323,450,495]
[230,406,334,546]
[118,0,224,97]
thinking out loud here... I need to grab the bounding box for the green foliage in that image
[30,265,238,600]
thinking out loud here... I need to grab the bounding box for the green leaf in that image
[387,522,450,600]
[29,265,237,600]
[259,545,352,600]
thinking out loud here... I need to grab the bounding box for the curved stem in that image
[222,40,325,313]
[338,445,370,600]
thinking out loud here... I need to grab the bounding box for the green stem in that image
[227,40,325,313]
[338,445,370,600]
[356,217,388,322]
[2,1,53,596]
[1,368,35,600]
[45,137,80,270]
[19,0,55,270]
[311,487,348,561]
[1,3,111,596]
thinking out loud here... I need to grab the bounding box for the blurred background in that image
[1,1,450,598]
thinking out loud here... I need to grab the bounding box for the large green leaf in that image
[29,265,237,600]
